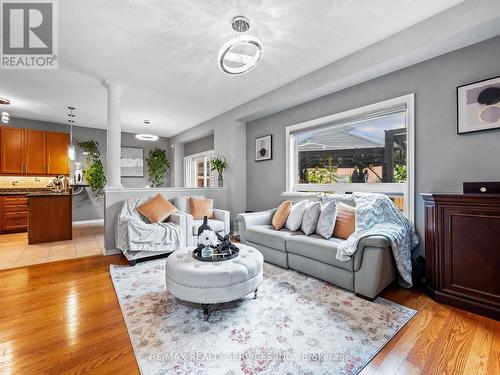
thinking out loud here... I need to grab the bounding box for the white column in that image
[104,80,122,188]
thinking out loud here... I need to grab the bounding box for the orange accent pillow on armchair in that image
[189,197,215,220]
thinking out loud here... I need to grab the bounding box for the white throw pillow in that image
[285,200,308,232]
[315,200,338,239]
[301,201,321,235]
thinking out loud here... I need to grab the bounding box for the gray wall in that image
[246,36,500,256]
[9,118,171,221]
[184,134,214,156]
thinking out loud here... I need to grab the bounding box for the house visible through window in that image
[184,150,216,188]
[287,95,414,219]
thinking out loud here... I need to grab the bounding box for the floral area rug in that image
[110,259,416,375]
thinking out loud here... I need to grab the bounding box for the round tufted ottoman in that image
[165,244,264,319]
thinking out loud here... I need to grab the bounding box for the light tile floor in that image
[0,223,104,270]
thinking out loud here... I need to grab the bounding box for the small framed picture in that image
[121,147,144,177]
[457,76,500,134]
[255,135,272,161]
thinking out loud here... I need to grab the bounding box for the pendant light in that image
[67,106,76,161]
[135,120,158,141]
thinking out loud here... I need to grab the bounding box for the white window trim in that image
[183,150,215,188]
[286,93,415,221]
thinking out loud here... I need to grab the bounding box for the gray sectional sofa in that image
[236,194,398,299]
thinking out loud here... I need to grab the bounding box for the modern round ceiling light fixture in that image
[135,134,159,141]
[135,120,158,141]
[218,16,263,75]
[0,98,10,105]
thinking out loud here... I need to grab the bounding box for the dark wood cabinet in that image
[422,193,500,320]
[28,194,72,244]
[0,127,69,176]
[47,132,70,176]
[25,130,47,175]
[0,127,25,174]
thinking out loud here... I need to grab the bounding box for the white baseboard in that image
[72,219,104,225]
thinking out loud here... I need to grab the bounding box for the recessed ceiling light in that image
[1,111,9,124]
[135,134,158,141]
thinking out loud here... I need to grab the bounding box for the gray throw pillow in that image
[315,200,338,239]
[301,201,321,235]
[285,200,308,232]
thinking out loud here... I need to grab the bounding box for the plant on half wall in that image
[77,140,106,198]
[146,148,170,187]
[211,155,228,187]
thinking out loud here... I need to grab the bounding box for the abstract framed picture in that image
[457,76,500,134]
[255,135,272,161]
[121,147,144,177]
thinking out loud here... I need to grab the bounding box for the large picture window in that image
[286,94,414,220]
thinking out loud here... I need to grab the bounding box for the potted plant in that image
[77,140,106,198]
[146,148,170,187]
[211,155,228,187]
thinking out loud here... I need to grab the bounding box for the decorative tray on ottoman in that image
[192,233,239,262]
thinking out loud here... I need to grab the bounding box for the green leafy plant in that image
[146,148,170,187]
[394,164,407,183]
[77,140,106,198]
[211,155,228,187]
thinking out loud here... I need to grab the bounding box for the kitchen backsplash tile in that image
[0,176,55,188]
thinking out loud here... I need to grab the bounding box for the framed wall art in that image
[121,147,144,177]
[457,75,500,134]
[255,135,272,161]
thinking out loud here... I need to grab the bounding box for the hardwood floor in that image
[0,255,499,375]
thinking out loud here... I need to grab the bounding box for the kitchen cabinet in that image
[2,195,28,232]
[25,130,47,175]
[0,127,25,174]
[47,132,70,175]
[0,127,69,176]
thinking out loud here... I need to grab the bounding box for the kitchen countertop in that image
[0,189,71,196]
[26,192,72,197]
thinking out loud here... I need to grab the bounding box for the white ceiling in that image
[0,0,464,137]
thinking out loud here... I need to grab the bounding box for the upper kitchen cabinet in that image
[0,127,69,176]
[25,130,47,175]
[47,132,70,175]
[0,127,25,174]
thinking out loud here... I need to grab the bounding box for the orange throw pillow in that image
[272,201,292,230]
[333,203,355,240]
[137,194,177,223]
[189,197,214,220]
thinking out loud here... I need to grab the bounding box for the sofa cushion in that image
[136,194,177,223]
[189,197,214,219]
[192,219,225,235]
[315,200,337,239]
[272,201,292,230]
[333,203,356,240]
[174,195,205,213]
[301,201,321,235]
[285,200,308,232]
[245,225,299,252]
[286,234,354,271]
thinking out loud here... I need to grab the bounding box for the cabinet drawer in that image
[4,204,27,213]
[3,216,27,230]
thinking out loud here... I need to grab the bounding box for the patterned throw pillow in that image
[301,201,322,235]
[333,202,356,240]
[272,201,293,230]
[315,200,338,239]
[285,200,308,232]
